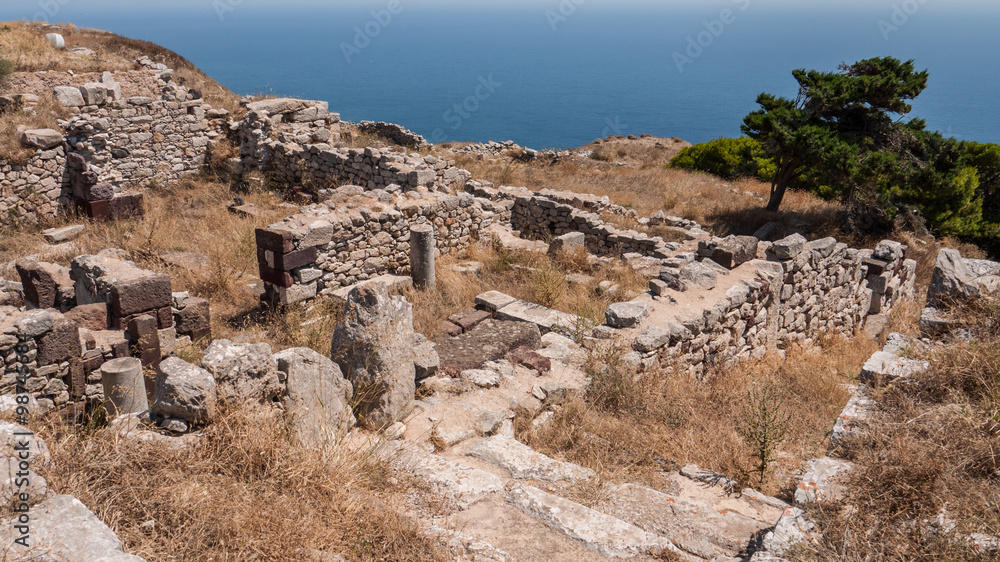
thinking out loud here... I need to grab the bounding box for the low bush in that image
[668,137,775,182]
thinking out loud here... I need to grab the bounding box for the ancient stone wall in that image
[628,238,917,375]
[0,58,222,226]
[255,188,494,304]
[356,120,430,149]
[234,104,469,193]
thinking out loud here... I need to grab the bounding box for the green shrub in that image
[668,137,775,181]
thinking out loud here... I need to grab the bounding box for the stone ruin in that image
[0,251,211,414]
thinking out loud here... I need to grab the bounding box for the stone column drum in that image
[410,224,436,290]
[100,357,148,416]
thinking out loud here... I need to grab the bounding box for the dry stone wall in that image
[628,237,917,375]
[233,103,470,193]
[256,188,494,304]
[0,58,222,226]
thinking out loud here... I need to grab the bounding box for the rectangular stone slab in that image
[110,273,172,318]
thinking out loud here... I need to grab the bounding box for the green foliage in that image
[961,141,1000,223]
[669,137,775,181]
[737,383,790,488]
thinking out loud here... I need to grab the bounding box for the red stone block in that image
[110,273,172,318]
[37,317,80,366]
[77,199,110,221]
[69,357,86,400]
[156,306,173,329]
[258,263,294,288]
[64,303,109,331]
[108,193,144,220]
[175,297,211,342]
[255,227,295,254]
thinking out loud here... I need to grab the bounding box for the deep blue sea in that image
[5,1,1000,149]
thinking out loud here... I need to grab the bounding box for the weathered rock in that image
[680,261,718,290]
[65,303,109,331]
[14,309,54,337]
[605,301,650,328]
[461,369,501,388]
[385,442,503,509]
[0,495,144,561]
[201,339,282,404]
[330,284,415,429]
[413,340,440,380]
[42,225,86,244]
[436,319,541,373]
[20,128,63,149]
[37,315,80,365]
[447,308,491,333]
[873,240,905,263]
[15,259,72,309]
[698,235,758,269]
[468,436,595,483]
[53,85,85,107]
[474,290,517,312]
[860,350,929,382]
[794,457,854,506]
[771,233,807,260]
[927,248,980,306]
[635,325,670,352]
[153,357,217,424]
[548,231,586,256]
[496,300,580,334]
[275,347,356,444]
[507,483,674,558]
[79,82,108,105]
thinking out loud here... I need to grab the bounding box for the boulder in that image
[275,347,355,444]
[0,495,144,561]
[153,357,217,424]
[698,235,758,269]
[771,233,807,260]
[605,301,651,328]
[436,319,541,373]
[20,128,63,149]
[201,339,282,404]
[53,86,85,107]
[413,340,440,380]
[680,261,718,290]
[79,83,108,106]
[547,231,586,256]
[15,259,72,309]
[927,248,979,306]
[330,284,415,429]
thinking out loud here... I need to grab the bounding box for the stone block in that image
[255,227,295,255]
[53,86,85,107]
[258,263,294,288]
[108,193,144,220]
[605,301,651,329]
[42,225,85,244]
[771,233,807,260]
[547,232,586,256]
[126,314,160,367]
[64,303,109,331]
[15,259,71,310]
[110,273,172,318]
[83,182,114,202]
[475,290,517,312]
[20,129,63,150]
[79,83,108,105]
[37,317,80,366]
[77,199,110,221]
[447,308,491,333]
[174,297,211,342]
[258,246,318,272]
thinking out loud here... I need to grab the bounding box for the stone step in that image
[383,442,503,509]
[829,384,874,448]
[506,483,681,558]
[467,435,596,483]
[598,483,774,560]
[860,350,929,382]
[496,299,582,334]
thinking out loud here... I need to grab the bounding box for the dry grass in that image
[517,334,878,500]
[802,303,1000,561]
[0,21,241,115]
[0,90,69,163]
[404,242,647,340]
[34,406,445,561]
[453,153,856,244]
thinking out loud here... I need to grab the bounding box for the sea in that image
[6,0,1000,149]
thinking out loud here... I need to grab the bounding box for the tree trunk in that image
[766,161,797,212]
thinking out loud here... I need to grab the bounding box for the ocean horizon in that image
[5,0,999,149]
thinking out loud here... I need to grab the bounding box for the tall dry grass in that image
[518,334,877,499]
[803,302,1000,561]
[36,406,446,561]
